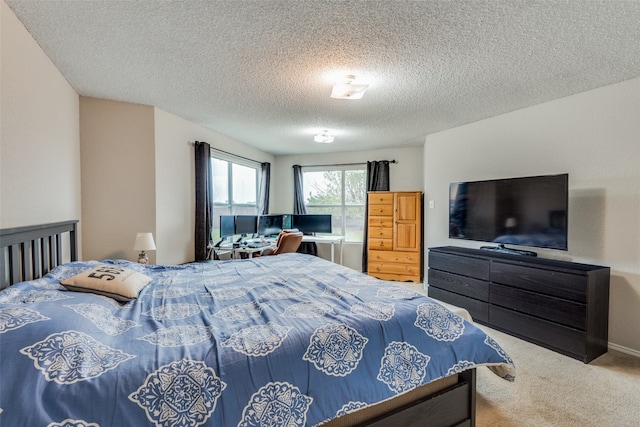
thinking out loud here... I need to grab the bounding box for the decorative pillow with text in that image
[61,264,152,301]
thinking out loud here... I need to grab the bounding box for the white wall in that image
[273,146,424,270]
[1,1,81,235]
[154,109,274,264]
[423,77,640,355]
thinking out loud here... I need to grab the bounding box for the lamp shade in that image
[133,233,156,251]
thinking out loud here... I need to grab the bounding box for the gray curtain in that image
[194,141,214,261]
[362,161,391,272]
[293,165,308,214]
[293,164,317,255]
[258,162,271,215]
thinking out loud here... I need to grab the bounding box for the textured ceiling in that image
[6,0,640,155]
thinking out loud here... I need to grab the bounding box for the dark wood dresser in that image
[427,246,610,363]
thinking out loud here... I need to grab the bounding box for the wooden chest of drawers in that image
[367,191,423,282]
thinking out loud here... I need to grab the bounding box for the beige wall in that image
[423,77,640,355]
[80,100,274,265]
[272,146,423,270]
[1,1,81,235]
[154,109,274,264]
[79,97,156,262]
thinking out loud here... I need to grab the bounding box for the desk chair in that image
[261,230,303,256]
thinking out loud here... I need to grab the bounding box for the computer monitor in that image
[220,215,235,238]
[291,214,332,235]
[234,215,258,236]
[258,214,284,237]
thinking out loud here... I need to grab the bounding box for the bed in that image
[0,221,515,427]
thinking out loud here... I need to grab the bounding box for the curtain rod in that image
[296,160,397,168]
[192,141,262,165]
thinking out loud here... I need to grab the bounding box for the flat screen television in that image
[258,214,284,236]
[219,215,235,238]
[449,174,568,252]
[234,215,258,235]
[291,214,332,235]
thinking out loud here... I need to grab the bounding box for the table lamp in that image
[133,232,156,264]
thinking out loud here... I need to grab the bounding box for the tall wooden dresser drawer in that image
[369,261,420,277]
[369,250,420,265]
[368,227,393,239]
[368,217,393,228]
[368,204,393,216]
[369,238,393,251]
[368,193,394,205]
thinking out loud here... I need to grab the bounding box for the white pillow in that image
[61,264,152,301]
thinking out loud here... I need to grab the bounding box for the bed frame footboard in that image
[365,369,476,427]
[0,220,78,289]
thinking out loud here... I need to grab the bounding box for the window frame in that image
[209,153,261,242]
[302,165,367,243]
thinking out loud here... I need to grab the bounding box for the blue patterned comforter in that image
[0,253,514,427]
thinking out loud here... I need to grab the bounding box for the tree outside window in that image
[303,168,366,242]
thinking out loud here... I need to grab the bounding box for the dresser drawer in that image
[368,227,393,239]
[368,204,393,216]
[369,250,420,265]
[491,262,586,302]
[369,238,393,251]
[369,262,420,276]
[428,269,489,302]
[490,305,586,360]
[368,216,393,228]
[428,287,489,324]
[370,272,421,283]
[368,192,394,205]
[429,251,490,281]
[491,283,586,330]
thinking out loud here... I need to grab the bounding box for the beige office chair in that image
[261,230,303,256]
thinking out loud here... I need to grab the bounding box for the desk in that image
[234,243,276,258]
[215,237,344,264]
[302,235,345,265]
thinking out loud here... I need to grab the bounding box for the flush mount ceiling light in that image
[330,74,369,99]
[314,130,334,143]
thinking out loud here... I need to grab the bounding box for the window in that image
[303,166,366,242]
[211,156,259,239]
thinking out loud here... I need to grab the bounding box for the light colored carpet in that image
[475,325,640,427]
[397,282,640,426]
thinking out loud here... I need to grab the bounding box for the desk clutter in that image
[212,230,305,260]
[210,214,345,264]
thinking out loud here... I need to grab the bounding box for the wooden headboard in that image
[0,220,78,289]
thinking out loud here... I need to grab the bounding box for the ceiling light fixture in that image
[314,130,334,143]
[330,74,369,99]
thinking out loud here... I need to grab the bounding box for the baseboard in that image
[608,342,640,359]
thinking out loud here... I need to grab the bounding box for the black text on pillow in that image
[61,264,152,301]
